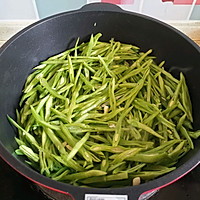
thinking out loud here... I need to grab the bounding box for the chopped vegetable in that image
[8,33,200,188]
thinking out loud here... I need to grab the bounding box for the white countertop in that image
[0,20,200,47]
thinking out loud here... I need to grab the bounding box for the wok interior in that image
[0,11,200,176]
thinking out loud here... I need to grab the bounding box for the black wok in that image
[0,3,200,200]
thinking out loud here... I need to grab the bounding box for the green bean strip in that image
[80,172,128,184]
[52,154,84,172]
[19,145,39,162]
[130,167,175,181]
[177,114,187,130]
[60,123,93,163]
[45,96,53,121]
[40,78,67,101]
[111,148,142,164]
[8,116,39,148]
[44,127,66,154]
[180,126,194,149]
[98,55,116,78]
[127,152,168,163]
[24,64,54,93]
[59,170,107,181]
[67,54,74,83]
[52,169,70,181]
[67,132,90,161]
[20,92,37,124]
[168,141,185,159]
[80,73,95,91]
[91,144,127,153]
[76,83,107,103]
[126,163,146,173]
[30,106,60,131]
[128,119,164,139]
[113,106,133,146]
[168,76,183,107]
[100,153,109,172]
[181,73,193,122]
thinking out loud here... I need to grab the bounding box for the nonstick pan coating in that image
[0,3,200,200]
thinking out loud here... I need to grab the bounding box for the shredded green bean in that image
[8,33,200,188]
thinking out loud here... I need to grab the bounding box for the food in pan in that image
[8,33,200,187]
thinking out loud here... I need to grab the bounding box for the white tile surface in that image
[0,21,35,41]
[0,0,38,20]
